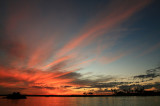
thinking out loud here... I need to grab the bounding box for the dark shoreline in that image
[1,95,160,97]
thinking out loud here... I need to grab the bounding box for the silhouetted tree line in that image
[6,92,26,99]
[111,87,160,96]
[83,92,93,95]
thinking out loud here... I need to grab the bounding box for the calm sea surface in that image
[0,96,160,106]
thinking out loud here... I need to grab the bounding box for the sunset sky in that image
[0,0,160,95]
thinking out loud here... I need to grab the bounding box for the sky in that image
[0,0,160,95]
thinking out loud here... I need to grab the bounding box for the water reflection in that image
[0,96,160,106]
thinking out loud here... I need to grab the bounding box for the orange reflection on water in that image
[25,97,78,106]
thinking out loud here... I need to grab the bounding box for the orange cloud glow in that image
[0,0,153,95]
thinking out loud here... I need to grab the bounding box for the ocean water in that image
[0,96,160,106]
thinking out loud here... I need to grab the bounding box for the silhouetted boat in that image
[6,92,26,99]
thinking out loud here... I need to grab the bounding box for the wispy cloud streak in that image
[0,0,153,94]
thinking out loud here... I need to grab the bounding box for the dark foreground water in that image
[0,96,160,106]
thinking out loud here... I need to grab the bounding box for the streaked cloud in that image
[0,0,157,95]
